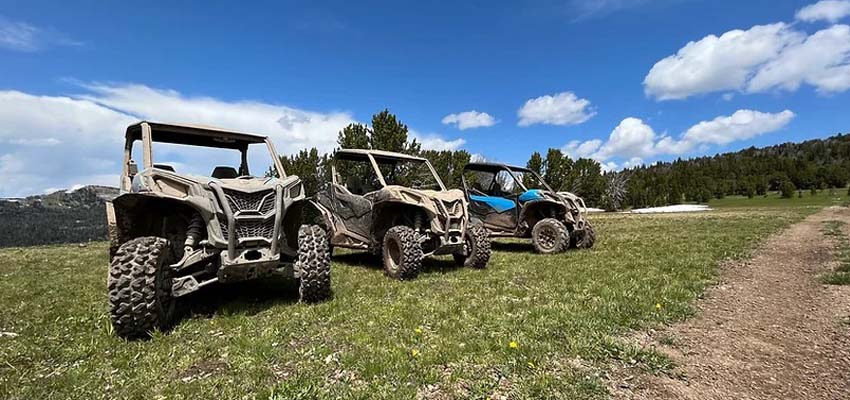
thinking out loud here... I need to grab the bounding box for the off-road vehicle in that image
[312,149,490,279]
[462,162,596,253]
[106,121,331,339]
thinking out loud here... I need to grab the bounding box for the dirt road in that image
[614,207,850,400]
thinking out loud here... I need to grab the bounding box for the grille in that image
[440,200,464,216]
[223,189,276,214]
[218,188,278,242]
[219,219,276,241]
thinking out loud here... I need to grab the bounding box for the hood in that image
[176,173,297,192]
[375,185,466,217]
[519,189,565,203]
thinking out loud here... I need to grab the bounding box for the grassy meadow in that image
[0,191,845,399]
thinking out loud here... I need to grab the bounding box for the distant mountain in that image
[0,185,119,248]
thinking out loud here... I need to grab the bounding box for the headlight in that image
[288,183,303,198]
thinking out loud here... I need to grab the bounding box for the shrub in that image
[780,181,796,198]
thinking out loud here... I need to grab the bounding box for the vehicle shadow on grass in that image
[176,276,300,321]
[332,251,463,275]
[491,240,535,253]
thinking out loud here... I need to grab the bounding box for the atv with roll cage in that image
[106,121,331,339]
[461,162,596,253]
[312,149,491,280]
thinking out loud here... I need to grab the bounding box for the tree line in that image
[277,109,850,209]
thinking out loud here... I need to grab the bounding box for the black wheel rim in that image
[538,226,557,250]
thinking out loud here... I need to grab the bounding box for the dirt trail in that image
[614,207,850,400]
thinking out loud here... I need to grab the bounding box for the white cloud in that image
[594,117,659,160]
[644,19,850,99]
[681,109,795,146]
[0,17,38,51]
[599,161,618,172]
[0,84,356,197]
[0,16,81,52]
[410,130,466,151]
[562,110,794,170]
[644,23,800,100]
[796,0,850,23]
[441,110,497,130]
[0,91,135,197]
[79,83,354,154]
[517,91,595,126]
[563,138,602,159]
[747,25,850,93]
[569,0,650,20]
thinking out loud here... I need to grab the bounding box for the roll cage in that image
[121,121,286,191]
[331,149,447,191]
[461,162,554,197]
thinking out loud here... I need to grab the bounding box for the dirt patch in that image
[613,207,850,400]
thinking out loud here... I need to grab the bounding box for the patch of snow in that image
[625,204,712,214]
[586,207,606,213]
[65,184,87,194]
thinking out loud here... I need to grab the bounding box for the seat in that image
[212,166,239,179]
[346,176,365,195]
[491,181,503,197]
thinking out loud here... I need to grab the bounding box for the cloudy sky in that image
[1,0,849,196]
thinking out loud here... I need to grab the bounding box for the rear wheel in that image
[107,236,175,339]
[382,226,422,280]
[453,225,491,269]
[297,225,332,302]
[531,218,569,254]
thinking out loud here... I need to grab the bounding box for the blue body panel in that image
[518,189,544,202]
[469,195,516,213]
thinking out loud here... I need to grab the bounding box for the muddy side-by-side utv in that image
[312,149,491,280]
[106,121,331,339]
[461,162,596,253]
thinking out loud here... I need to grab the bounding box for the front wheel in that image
[531,218,569,254]
[577,222,596,249]
[453,225,491,269]
[297,225,332,302]
[382,226,422,280]
[107,236,176,339]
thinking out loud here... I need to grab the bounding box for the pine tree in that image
[369,109,420,154]
[337,123,370,149]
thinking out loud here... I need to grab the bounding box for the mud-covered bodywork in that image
[107,122,309,297]
[313,149,469,257]
[462,162,595,251]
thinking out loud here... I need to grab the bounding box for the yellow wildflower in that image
[411,348,420,358]
[655,303,662,310]
[414,327,423,334]
[509,341,519,349]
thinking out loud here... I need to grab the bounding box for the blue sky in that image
[1,0,849,196]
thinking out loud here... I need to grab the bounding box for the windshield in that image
[132,140,277,178]
[375,158,443,190]
[512,170,549,191]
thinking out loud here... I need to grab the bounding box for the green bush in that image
[780,181,797,198]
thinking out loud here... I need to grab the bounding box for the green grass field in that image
[0,193,844,399]
[707,188,848,209]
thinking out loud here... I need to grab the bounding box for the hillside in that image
[0,185,118,248]
[622,134,850,208]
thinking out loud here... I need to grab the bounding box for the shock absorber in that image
[184,213,204,252]
[414,210,423,231]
